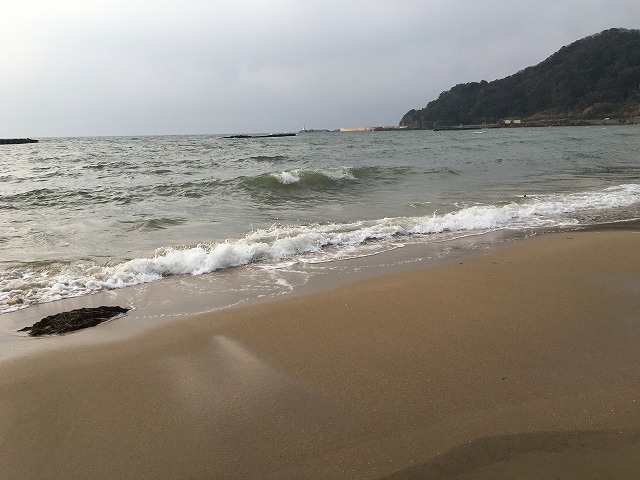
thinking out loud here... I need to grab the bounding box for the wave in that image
[149,180,223,198]
[0,179,222,208]
[2,183,638,314]
[576,164,640,180]
[239,165,425,192]
[0,166,456,210]
[0,188,66,208]
[118,217,187,232]
[241,166,357,190]
[0,186,137,208]
[248,155,289,162]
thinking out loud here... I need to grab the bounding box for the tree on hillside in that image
[401,28,640,128]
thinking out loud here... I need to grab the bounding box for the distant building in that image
[340,126,374,132]
[339,125,408,132]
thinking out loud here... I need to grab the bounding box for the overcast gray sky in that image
[2,1,640,137]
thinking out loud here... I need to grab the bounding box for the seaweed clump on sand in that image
[18,306,130,336]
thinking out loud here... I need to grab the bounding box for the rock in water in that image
[18,306,129,336]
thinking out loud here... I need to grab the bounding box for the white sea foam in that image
[2,184,639,313]
[319,166,357,181]
[271,166,356,185]
[272,170,300,184]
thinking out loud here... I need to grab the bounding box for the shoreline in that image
[1,227,640,478]
[0,226,537,363]
[3,222,639,352]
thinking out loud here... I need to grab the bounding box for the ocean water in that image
[1,126,639,314]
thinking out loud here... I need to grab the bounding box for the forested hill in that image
[400,28,640,129]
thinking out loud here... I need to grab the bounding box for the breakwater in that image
[0,138,38,144]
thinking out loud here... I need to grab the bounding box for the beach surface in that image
[1,229,639,479]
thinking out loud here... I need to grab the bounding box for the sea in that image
[1,126,639,320]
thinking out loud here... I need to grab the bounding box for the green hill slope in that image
[400,28,640,129]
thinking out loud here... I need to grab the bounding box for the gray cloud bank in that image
[2,0,640,136]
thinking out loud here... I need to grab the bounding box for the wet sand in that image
[1,229,639,479]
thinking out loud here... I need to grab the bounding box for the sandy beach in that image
[1,228,639,479]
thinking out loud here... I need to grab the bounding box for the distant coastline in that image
[300,125,409,133]
[303,117,639,134]
[431,116,639,131]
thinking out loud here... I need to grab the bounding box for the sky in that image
[2,1,640,137]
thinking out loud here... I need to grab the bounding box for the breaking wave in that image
[2,183,638,313]
[237,165,435,192]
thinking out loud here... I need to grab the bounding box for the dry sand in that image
[1,229,639,479]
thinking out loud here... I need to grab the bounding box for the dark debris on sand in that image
[18,306,130,336]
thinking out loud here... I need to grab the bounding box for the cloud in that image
[1,0,640,136]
